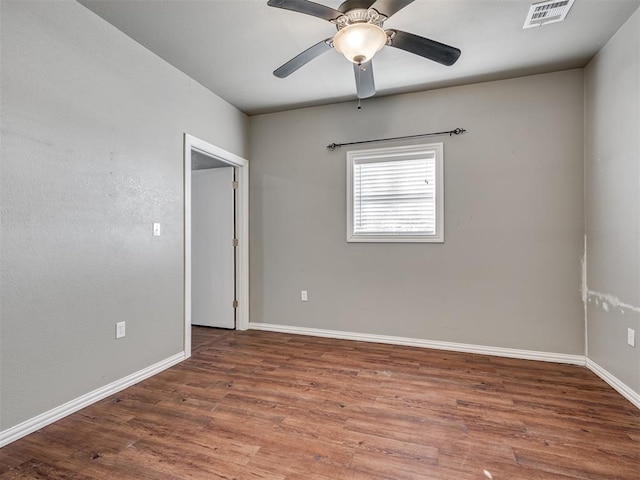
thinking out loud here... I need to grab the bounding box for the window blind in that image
[353,154,436,235]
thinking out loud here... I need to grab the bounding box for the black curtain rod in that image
[326,128,466,151]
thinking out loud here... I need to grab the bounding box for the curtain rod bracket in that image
[327,128,466,151]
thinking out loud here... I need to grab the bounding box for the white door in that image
[191,167,235,328]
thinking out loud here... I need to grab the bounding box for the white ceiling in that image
[78,0,639,115]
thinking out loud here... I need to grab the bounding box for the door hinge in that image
[232,238,238,247]
[232,181,238,189]
[232,300,238,309]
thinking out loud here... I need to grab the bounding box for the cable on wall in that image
[326,128,466,151]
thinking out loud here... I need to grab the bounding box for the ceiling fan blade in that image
[370,0,414,18]
[274,39,333,78]
[388,29,461,66]
[267,0,342,21]
[354,61,375,99]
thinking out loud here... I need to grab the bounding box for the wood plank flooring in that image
[1,327,638,479]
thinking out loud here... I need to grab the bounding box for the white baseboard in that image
[586,359,640,409]
[248,323,586,366]
[0,352,186,448]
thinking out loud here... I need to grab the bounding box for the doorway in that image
[184,134,249,358]
[191,161,235,329]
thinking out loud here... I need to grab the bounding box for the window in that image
[347,143,444,243]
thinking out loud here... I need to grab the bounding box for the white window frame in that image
[346,143,444,243]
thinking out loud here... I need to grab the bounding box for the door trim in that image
[184,134,249,358]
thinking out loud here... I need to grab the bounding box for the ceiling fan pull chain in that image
[356,63,362,110]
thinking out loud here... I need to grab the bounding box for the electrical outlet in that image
[628,328,635,347]
[301,290,308,302]
[116,321,126,339]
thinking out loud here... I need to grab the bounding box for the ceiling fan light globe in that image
[333,23,387,64]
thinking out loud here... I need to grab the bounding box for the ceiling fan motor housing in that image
[335,8,386,28]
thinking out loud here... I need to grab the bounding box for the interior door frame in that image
[184,134,249,358]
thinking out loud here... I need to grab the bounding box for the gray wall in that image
[584,8,640,392]
[249,70,585,355]
[0,0,248,430]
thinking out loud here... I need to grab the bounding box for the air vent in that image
[523,0,575,29]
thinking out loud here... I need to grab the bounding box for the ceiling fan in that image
[267,0,461,99]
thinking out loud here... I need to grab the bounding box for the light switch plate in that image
[116,321,126,339]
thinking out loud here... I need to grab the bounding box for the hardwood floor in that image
[1,327,638,479]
